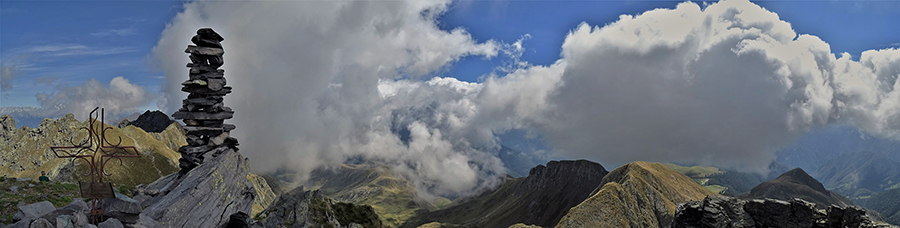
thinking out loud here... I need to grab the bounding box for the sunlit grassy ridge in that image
[555,161,714,228]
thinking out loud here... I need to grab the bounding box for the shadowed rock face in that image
[402,160,608,228]
[748,168,853,209]
[124,110,175,133]
[672,196,895,228]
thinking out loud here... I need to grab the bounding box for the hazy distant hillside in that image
[555,161,713,228]
[748,168,853,208]
[298,163,445,227]
[665,162,792,196]
[856,188,900,225]
[403,160,608,228]
[776,126,900,173]
[813,151,900,198]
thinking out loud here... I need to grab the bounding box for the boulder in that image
[28,218,53,228]
[12,201,55,221]
[137,148,255,228]
[97,218,124,228]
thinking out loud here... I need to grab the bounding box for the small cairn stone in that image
[172,28,239,173]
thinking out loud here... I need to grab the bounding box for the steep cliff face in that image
[748,168,853,209]
[403,160,608,228]
[554,161,713,228]
[672,196,896,228]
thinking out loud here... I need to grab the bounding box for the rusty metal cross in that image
[50,107,141,224]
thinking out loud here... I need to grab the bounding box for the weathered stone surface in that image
[12,201,55,221]
[189,53,224,68]
[183,97,222,106]
[178,145,214,155]
[207,78,226,91]
[36,198,89,225]
[172,110,234,120]
[1,115,16,141]
[247,173,277,217]
[97,218,124,228]
[182,79,207,86]
[189,70,224,80]
[193,28,224,44]
[138,149,255,228]
[672,195,896,228]
[185,45,224,56]
[182,124,235,136]
[54,214,74,228]
[102,192,142,215]
[6,218,31,228]
[187,63,219,74]
[28,218,53,228]
[180,85,232,95]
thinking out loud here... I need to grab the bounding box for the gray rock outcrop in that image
[672,196,896,228]
[133,147,255,228]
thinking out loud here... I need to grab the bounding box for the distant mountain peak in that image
[776,168,829,194]
[749,168,853,209]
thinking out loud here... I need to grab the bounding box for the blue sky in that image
[2,0,898,109]
[1,0,181,108]
[2,0,900,190]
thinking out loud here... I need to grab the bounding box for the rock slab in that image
[672,196,896,228]
[136,148,255,228]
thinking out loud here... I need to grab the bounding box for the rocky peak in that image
[523,159,608,193]
[122,110,175,133]
[776,168,829,193]
[748,167,852,209]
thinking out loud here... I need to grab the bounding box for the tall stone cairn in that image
[172,28,239,173]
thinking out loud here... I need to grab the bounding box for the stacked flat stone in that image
[172,28,239,173]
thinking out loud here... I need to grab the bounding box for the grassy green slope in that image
[303,164,444,227]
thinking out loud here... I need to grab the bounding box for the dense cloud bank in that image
[1,76,154,126]
[154,0,900,197]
